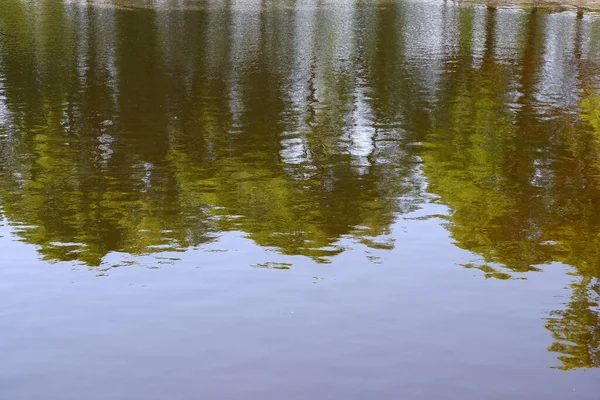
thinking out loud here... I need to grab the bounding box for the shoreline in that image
[69,0,600,11]
[472,0,600,11]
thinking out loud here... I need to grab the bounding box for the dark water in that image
[1,0,600,398]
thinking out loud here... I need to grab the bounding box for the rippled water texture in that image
[1,0,600,398]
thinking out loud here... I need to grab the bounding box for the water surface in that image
[1,1,600,398]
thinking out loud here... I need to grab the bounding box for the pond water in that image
[1,0,600,398]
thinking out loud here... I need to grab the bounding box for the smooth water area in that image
[1,0,600,398]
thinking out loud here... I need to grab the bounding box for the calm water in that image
[1,0,600,398]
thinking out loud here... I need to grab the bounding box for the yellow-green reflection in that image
[1,0,600,370]
[0,0,422,265]
[418,7,600,369]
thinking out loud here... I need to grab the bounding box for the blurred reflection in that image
[0,0,424,266]
[1,0,600,369]
[417,6,600,369]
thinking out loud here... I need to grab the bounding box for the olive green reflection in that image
[0,0,421,266]
[1,0,600,370]
[418,8,600,369]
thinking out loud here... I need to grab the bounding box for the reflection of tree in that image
[1,0,600,370]
[0,0,420,266]
[418,7,600,370]
[581,94,600,135]
[546,278,600,370]
[0,2,216,265]
[547,93,600,370]
[162,0,421,262]
[420,7,537,273]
